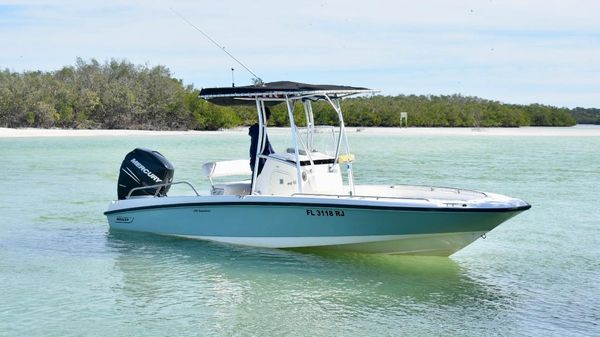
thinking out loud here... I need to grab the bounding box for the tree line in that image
[0,59,588,130]
[570,107,600,124]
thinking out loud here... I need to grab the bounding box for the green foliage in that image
[0,59,583,129]
[571,107,600,124]
[329,94,576,127]
[0,59,202,130]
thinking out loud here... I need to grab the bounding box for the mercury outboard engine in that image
[117,148,174,200]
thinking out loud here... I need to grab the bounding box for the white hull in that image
[172,231,486,256]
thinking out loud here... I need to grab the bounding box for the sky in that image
[1,0,599,108]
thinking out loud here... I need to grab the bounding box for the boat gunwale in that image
[104,198,531,216]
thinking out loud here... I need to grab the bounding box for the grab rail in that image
[388,184,488,198]
[291,192,430,202]
[126,181,200,199]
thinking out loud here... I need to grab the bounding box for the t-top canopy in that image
[199,81,374,106]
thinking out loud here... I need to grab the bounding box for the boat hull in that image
[105,196,529,256]
[172,232,487,256]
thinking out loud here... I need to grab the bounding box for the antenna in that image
[170,8,264,85]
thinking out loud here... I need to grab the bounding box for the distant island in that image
[1,58,598,130]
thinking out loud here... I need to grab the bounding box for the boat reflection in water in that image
[107,231,515,335]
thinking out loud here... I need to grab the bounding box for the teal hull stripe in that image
[104,201,531,216]
[107,203,518,237]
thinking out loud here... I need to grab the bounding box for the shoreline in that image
[1,125,599,138]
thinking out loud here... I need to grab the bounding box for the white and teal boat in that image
[105,82,530,256]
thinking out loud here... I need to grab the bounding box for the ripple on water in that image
[2,133,600,336]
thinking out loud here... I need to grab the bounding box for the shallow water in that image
[1,127,599,336]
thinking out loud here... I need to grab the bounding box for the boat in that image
[105,81,531,256]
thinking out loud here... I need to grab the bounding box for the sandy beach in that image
[1,125,599,138]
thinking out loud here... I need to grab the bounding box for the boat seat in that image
[212,181,252,196]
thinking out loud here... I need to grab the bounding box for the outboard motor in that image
[117,148,174,200]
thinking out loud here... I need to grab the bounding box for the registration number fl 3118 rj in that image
[306,209,345,217]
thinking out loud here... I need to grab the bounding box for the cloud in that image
[0,0,599,107]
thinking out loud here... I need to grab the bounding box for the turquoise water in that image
[1,128,599,336]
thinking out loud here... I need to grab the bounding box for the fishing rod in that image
[169,7,264,86]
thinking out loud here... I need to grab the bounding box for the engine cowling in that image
[117,148,174,200]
